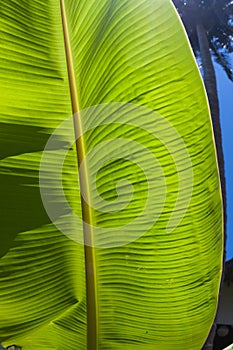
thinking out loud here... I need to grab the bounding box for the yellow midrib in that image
[60,1,98,349]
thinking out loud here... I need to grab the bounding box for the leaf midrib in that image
[60,1,98,349]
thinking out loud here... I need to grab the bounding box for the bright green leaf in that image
[0,1,223,350]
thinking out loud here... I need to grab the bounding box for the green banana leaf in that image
[0,0,223,349]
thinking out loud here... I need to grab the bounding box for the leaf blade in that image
[0,1,223,350]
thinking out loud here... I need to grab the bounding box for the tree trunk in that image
[196,22,226,225]
[196,22,226,350]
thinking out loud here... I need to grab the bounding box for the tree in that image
[173,0,233,79]
[172,1,233,349]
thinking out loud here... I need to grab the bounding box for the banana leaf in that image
[0,0,223,349]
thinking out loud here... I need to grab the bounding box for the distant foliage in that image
[0,345,21,350]
[173,0,233,80]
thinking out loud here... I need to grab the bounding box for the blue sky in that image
[214,57,233,261]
